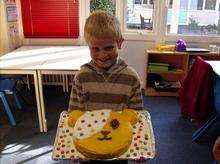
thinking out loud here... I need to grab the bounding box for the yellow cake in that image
[68,109,138,159]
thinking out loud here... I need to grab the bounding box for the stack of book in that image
[154,81,181,92]
[148,62,170,72]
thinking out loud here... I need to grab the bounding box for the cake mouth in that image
[97,130,112,141]
[97,136,112,141]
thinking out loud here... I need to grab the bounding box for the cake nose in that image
[101,130,110,136]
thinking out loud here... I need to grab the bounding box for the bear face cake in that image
[67,109,138,159]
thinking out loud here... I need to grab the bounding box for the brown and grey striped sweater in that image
[68,57,143,111]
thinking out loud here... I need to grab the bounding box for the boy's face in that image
[87,37,123,70]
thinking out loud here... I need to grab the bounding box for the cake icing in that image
[68,109,138,159]
[73,109,111,140]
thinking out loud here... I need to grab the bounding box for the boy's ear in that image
[68,110,84,127]
[121,109,138,125]
[117,37,124,49]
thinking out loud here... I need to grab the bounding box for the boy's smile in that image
[88,37,123,70]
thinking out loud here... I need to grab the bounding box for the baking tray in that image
[52,110,155,161]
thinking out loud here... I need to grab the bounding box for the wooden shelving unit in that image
[145,50,220,96]
[145,87,179,96]
[145,50,189,96]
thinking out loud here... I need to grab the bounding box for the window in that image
[133,0,152,5]
[190,0,217,11]
[126,0,154,31]
[90,0,116,14]
[134,0,142,5]
[180,0,188,10]
[197,0,204,10]
[205,0,217,10]
[167,0,220,36]
[169,0,173,8]
[19,0,220,42]
[190,0,204,10]
[20,0,79,38]
[143,0,148,5]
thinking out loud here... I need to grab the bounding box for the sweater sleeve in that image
[68,75,85,111]
[128,77,143,110]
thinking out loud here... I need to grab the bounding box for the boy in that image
[68,10,143,112]
[213,136,220,163]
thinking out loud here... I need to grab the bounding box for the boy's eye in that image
[104,46,115,51]
[91,47,100,51]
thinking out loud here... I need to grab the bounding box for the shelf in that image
[146,50,188,55]
[145,50,188,96]
[144,87,179,97]
[145,50,220,96]
[146,50,220,56]
[147,70,185,75]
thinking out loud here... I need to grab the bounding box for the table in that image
[37,46,90,132]
[206,61,220,75]
[0,46,91,132]
[206,60,220,113]
[192,60,220,141]
[0,46,50,132]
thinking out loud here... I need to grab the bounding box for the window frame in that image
[121,0,160,41]
[165,0,220,44]
[18,0,220,44]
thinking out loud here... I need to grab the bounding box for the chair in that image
[178,56,214,128]
[192,72,220,141]
[140,14,152,30]
[0,77,23,126]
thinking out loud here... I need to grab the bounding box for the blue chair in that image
[192,72,220,142]
[0,78,22,126]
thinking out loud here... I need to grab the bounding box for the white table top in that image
[0,46,47,70]
[38,46,91,71]
[0,46,91,71]
[206,61,220,76]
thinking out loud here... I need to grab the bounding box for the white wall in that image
[120,40,154,88]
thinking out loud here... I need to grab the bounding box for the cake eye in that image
[110,119,120,129]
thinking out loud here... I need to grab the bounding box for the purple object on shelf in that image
[175,39,186,52]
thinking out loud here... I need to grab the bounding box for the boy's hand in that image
[213,136,220,162]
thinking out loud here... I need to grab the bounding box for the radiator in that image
[27,74,75,92]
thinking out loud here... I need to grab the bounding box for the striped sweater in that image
[68,57,143,111]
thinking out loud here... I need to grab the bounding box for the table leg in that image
[65,74,69,92]
[33,72,44,132]
[26,75,31,90]
[37,71,47,132]
[62,74,66,92]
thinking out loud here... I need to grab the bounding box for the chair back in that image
[179,56,214,128]
[140,14,145,29]
[214,73,220,114]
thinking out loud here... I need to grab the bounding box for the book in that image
[148,65,169,72]
[154,81,181,92]
[149,62,170,67]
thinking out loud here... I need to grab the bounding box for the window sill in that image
[123,32,156,42]
[22,37,87,46]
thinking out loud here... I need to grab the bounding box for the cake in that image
[67,109,138,159]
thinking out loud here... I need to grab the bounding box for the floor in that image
[0,86,216,164]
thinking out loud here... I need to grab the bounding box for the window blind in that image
[20,0,79,38]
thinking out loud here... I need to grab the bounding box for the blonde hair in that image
[84,11,122,42]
